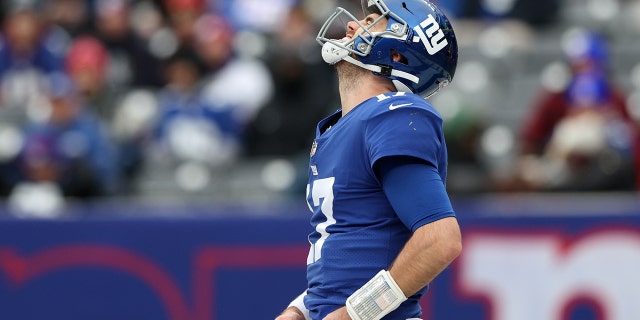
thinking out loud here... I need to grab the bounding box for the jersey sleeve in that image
[375,156,455,231]
[365,106,445,169]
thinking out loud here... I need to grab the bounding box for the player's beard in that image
[335,59,369,95]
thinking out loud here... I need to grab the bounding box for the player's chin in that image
[334,56,357,69]
[334,60,348,68]
[336,59,368,79]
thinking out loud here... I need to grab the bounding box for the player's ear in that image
[391,49,408,64]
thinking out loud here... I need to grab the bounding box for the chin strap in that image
[321,42,420,91]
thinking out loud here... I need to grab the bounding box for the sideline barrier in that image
[0,194,639,320]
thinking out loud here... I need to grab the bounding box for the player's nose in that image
[346,20,359,33]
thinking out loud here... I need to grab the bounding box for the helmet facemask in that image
[316,0,408,63]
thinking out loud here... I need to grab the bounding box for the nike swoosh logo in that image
[389,103,413,110]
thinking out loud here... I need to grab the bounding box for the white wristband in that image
[346,270,407,320]
[287,290,311,320]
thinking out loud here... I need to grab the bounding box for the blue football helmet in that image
[317,0,458,98]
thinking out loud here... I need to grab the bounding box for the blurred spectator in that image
[128,0,166,41]
[65,35,114,120]
[150,48,243,166]
[110,88,159,193]
[65,35,157,194]
[42,0,92,38]
[511,30,639,192]
[92,0,163,90]
[0,124,23,198]
[244,4,335,157]
[212,0,296,32]
[450,0,560,26]
[194,14,274,148]
[433,92,491,194]
[163,0,205,46]
[13,74,119,199]
[0,5,65,111]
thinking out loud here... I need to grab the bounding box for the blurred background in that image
[0,0,639,319]
[0,0,638,207]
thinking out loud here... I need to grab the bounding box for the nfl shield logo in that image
[310,140,318,157]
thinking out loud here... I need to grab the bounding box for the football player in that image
[276,0,461,319]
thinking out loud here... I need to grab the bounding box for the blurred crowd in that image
[0,0,638,213]
[0,0,342,209]
[507,30,640,192]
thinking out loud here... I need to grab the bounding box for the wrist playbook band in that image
[288,290,311,320]
[346,270,407,320]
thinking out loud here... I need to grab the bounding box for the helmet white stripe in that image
[392,80,414,93]
[343,56,420,84]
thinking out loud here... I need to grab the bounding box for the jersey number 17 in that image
[306,177,336,265]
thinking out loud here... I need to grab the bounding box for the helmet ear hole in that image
[391,49,408,65]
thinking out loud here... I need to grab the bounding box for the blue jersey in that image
[304,92,452,319]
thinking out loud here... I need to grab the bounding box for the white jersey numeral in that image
[376,91,406,102]
[306,177,336,264]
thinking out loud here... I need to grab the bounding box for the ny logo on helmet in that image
[412,14,448,55]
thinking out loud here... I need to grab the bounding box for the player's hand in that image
[322,306,351,320]
[275,306,306,320]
